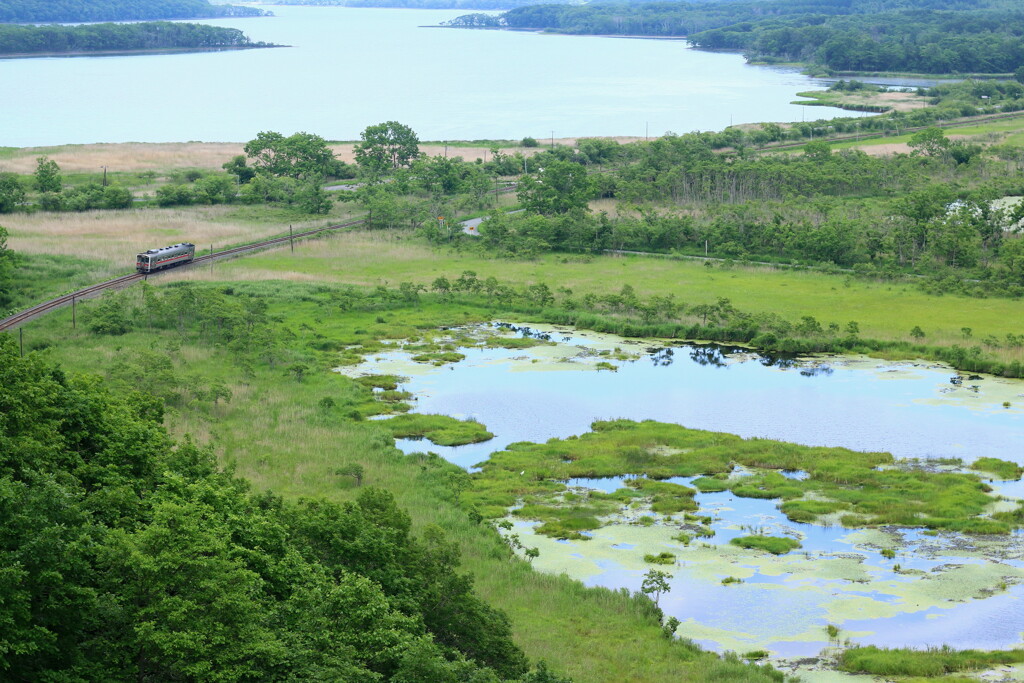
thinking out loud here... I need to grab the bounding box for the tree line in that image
[0,0,267,23]
[0,21,271,55]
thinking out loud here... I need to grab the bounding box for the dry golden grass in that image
[857,142,913,156]
[0,143,247,173]
[3,206,329,263]
[0,137,641,175]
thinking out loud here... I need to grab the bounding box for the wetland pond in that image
[339,323,1024,675]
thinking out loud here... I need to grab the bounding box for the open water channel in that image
[340,322,1024,675]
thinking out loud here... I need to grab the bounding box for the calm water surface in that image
[1,6,865,146]
[347,323,1024,660]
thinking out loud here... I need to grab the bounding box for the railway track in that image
[0,217,366,332]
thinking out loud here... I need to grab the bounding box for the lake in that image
[0,6,865,146]
[342,323,1024,668]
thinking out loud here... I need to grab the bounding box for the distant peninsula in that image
[0,22,279,58]
[0,0,269,23]
[0,0,275,58]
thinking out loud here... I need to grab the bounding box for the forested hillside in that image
[692,9,1024,73]
[0,0,266,23]
[0,22,269,55]
[446,0,1024,74]
[0,335,542,681]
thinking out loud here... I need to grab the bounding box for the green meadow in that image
[197,232,1024,350]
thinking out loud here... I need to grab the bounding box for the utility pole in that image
[100,166,108,187]
[551,130,554,148]
[72,296,76,329]
[19,328,23,357]
[289,225,294,253]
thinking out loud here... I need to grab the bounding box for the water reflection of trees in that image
[689,345,727,368]
[759,355,799,369]
[648,348,674,367]
[760,353,833,376]
[495,322,552,341]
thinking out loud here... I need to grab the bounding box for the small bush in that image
[729,535,801,555]
[643,552,676,565]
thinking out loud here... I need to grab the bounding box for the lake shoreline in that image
[0,44,285,60]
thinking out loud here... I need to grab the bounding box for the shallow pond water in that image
[340,323,1024,661]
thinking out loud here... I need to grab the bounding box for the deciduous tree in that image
[34,156,61,193]
[244,131,336,180]
[0,173,25,213]
[517,160,594,215]
[354,121,420,175]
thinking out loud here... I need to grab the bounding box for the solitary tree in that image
[908,127,951,157]
[641,569,673,607]
[244,131,336,180]
[354,121,420,175]
[336,463,365,486]
[34,156,62,193]
[516,160,594,215]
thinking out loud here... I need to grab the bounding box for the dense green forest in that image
[0,0,266,23]
[0,333,570,681]
[446,0,1024,74]
[692,9,1024,73]
[0,21,271,55]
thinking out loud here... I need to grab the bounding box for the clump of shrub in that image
[643,552,676,565]
[839,645,1024,677]
[970,457,1023,480]
[729,535,802,555]
[381,413,493,446]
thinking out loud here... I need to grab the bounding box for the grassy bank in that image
[11,281,786,683]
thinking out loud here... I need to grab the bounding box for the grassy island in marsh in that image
[466,419,1021,537]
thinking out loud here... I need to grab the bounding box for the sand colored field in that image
[0,137,641,174]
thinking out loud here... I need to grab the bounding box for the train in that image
[136,243,196,273]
